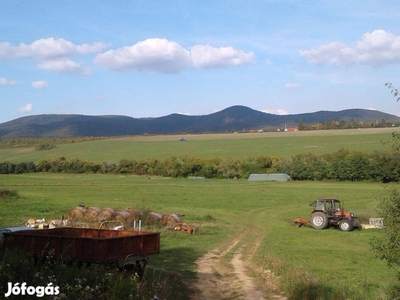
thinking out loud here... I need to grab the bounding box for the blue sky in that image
[1,1,400,124]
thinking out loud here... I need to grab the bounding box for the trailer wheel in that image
[311,212,328,229]
[122,262,142,277]
[122,258,147,278]
[339,219,353,231]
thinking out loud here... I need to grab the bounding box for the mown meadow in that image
[1,128,400,299]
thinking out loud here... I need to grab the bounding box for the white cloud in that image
[190,44,254,69]
[300,30,400,66]
[2,37,255,75]
[285,83,301,89]
[19,103,33,112]
[37,59,91,76]
[95,38,254,72]
[95,38,191,73]
[31,80,48,89]
[0,77,17,86]
[0,38,106,60]
[261,108,289,115]
[0,38,105,76]
[0,42,14,60]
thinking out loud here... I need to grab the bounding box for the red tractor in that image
[309,198,361,231]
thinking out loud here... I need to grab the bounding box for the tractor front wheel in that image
[311,212,328,229]
[339,219,353,231]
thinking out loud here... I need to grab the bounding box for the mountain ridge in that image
[0,105,398,139]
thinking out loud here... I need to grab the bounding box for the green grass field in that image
[1,174,398,299]
[1,128,399,299]
[0,127,397,163]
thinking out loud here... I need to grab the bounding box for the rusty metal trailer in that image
[3,227,160,276]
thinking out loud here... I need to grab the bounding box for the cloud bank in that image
[4,29,398,78]
[300,30,400,66]
[190,44,254,69]
[0,38,106,75]
[0,38,105,60]
[0,37,254,75]
[95,38,254,73]
[94,38,191,73]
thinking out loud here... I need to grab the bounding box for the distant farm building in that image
[248,173,291,182]
[188,176,206,180]
[284,124,298,132]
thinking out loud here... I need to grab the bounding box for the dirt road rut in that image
[189,232,286,300]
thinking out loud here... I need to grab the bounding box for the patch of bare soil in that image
[189,233,287,300]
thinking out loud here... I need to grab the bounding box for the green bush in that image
[35,143,56,151]
[0,248,188,299]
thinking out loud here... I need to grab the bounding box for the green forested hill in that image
[0,105,398,138]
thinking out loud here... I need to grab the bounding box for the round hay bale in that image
[170,213,182,222]
[97,207,116,222]
[84,207,101,222]
[148,212,164,224]
[160,213,182,226]
[67,206,87,221]
[72,222,92,228]
[112,210,132,224]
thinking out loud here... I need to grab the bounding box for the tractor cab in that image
[310,198,342,216]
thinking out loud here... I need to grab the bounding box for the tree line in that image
[1,148,399,182]
[297,118,399,131]
[0,137,107,150]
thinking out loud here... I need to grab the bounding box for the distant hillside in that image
[0,106,398,139]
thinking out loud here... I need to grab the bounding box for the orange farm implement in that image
[289,217,311,227]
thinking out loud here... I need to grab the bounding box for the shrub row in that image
[1,149,399,181]
[275,148,400,182]
[0,155,273,179]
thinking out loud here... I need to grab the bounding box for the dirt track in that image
[189,231,287,300]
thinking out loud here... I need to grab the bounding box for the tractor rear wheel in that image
[339,219,353,231]
[311,212,328,229]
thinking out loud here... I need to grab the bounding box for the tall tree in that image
[371,83,400,279]
[371,187,400,279]
[297,119,305,131]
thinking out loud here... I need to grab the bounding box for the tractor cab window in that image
[326,201,336,215]
[333,200,341,212]
[326,199,341,215]
[310,200,325,211]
